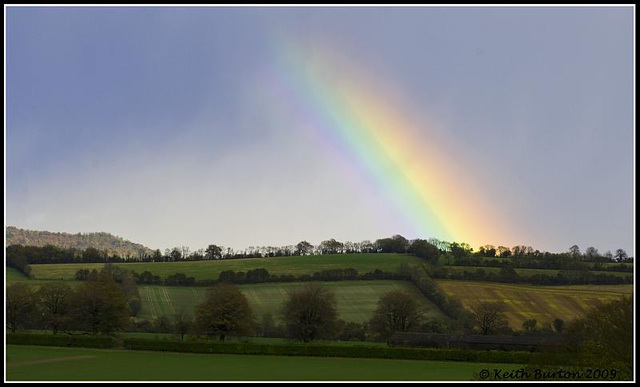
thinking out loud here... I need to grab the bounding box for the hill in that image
[6,226,154,258]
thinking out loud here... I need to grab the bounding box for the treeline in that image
[7,267,140,335]
[75,267,409,287]
[449,255,633,272]
[6,235,633,268]
[429,265,633,285]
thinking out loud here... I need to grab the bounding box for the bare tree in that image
[472,301,509,335]
[281,283,338,342]
[173,309,193,341]
[38,282,73,334]
[369,290,423,342]
[7,283,37,333]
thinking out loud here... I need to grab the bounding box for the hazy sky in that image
[6,6,634,255]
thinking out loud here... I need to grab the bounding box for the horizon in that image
[5,6,635,256]
[5,225,632,257]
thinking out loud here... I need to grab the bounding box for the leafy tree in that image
[408,239,441,264]
[478,245,497,257]
[38,282,73,334]
[449,242,472,258]
[370,290,423,342]
[568,296,633,379]
[496,246,512,257]
[499,265,520,282]
[318,239,344,255]
[281,283,338,342]
[205,244,223,260]
[70,271,130,335]
[472,301,509,335]
[6,283,38,333]
[569,245,581,257]
[376,235,410,253]
[245,268,270,283]
[218,270,237,283]
[195,283,255,341]
[295,241,314,256]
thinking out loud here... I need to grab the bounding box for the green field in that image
[435,280,633,329]
[443,265,633,278]
[6,345,520,381]
[5,267,79,287]
[139,280,447,323]
[28,253,425,281]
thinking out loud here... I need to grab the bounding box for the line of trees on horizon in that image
[6,235,633,277]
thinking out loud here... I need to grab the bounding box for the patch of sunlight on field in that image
[435,280,632,329]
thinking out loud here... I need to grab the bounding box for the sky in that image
[5,6,635,255]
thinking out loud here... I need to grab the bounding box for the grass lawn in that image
[6,345,521,381]
[138,280,447,323]
[28,253,425,281]
[435,280,633,329]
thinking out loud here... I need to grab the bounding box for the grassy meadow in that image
[27,253,425,281]
[138,280,447,323]
[435,279,633,329]
[6,345,520,381]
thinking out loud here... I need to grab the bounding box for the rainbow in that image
[266,38,511,248]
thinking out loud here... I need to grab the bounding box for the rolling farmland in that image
[28,253,425,281]
[138,280,447,323]
[435,279,633,329]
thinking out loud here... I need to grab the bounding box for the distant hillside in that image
[6,226,155,257]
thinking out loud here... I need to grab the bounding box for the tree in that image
[408,239,441,264]
[479,245,497,257]
[522,319,537,332]
[173,309,193,341]
[281,283,338,342]
[195,283,255,341]
[6,283,37,333]
[499,265,520,282]
[38,282,73,334]
[568,296,633,379]
[71,271,130,335]
[615,249,628,261]
[205,244,223,260]
[318,239,344,255]
[497,246,512,258]
[375,235,410,253]
[584,246,599,260]
[369,290,423,342]
[119,269,141,317]
[295,241,314,256]
[552,318,564,333]
[472,301,508,335]
[449,242,472,259]
[569,245,581,257]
